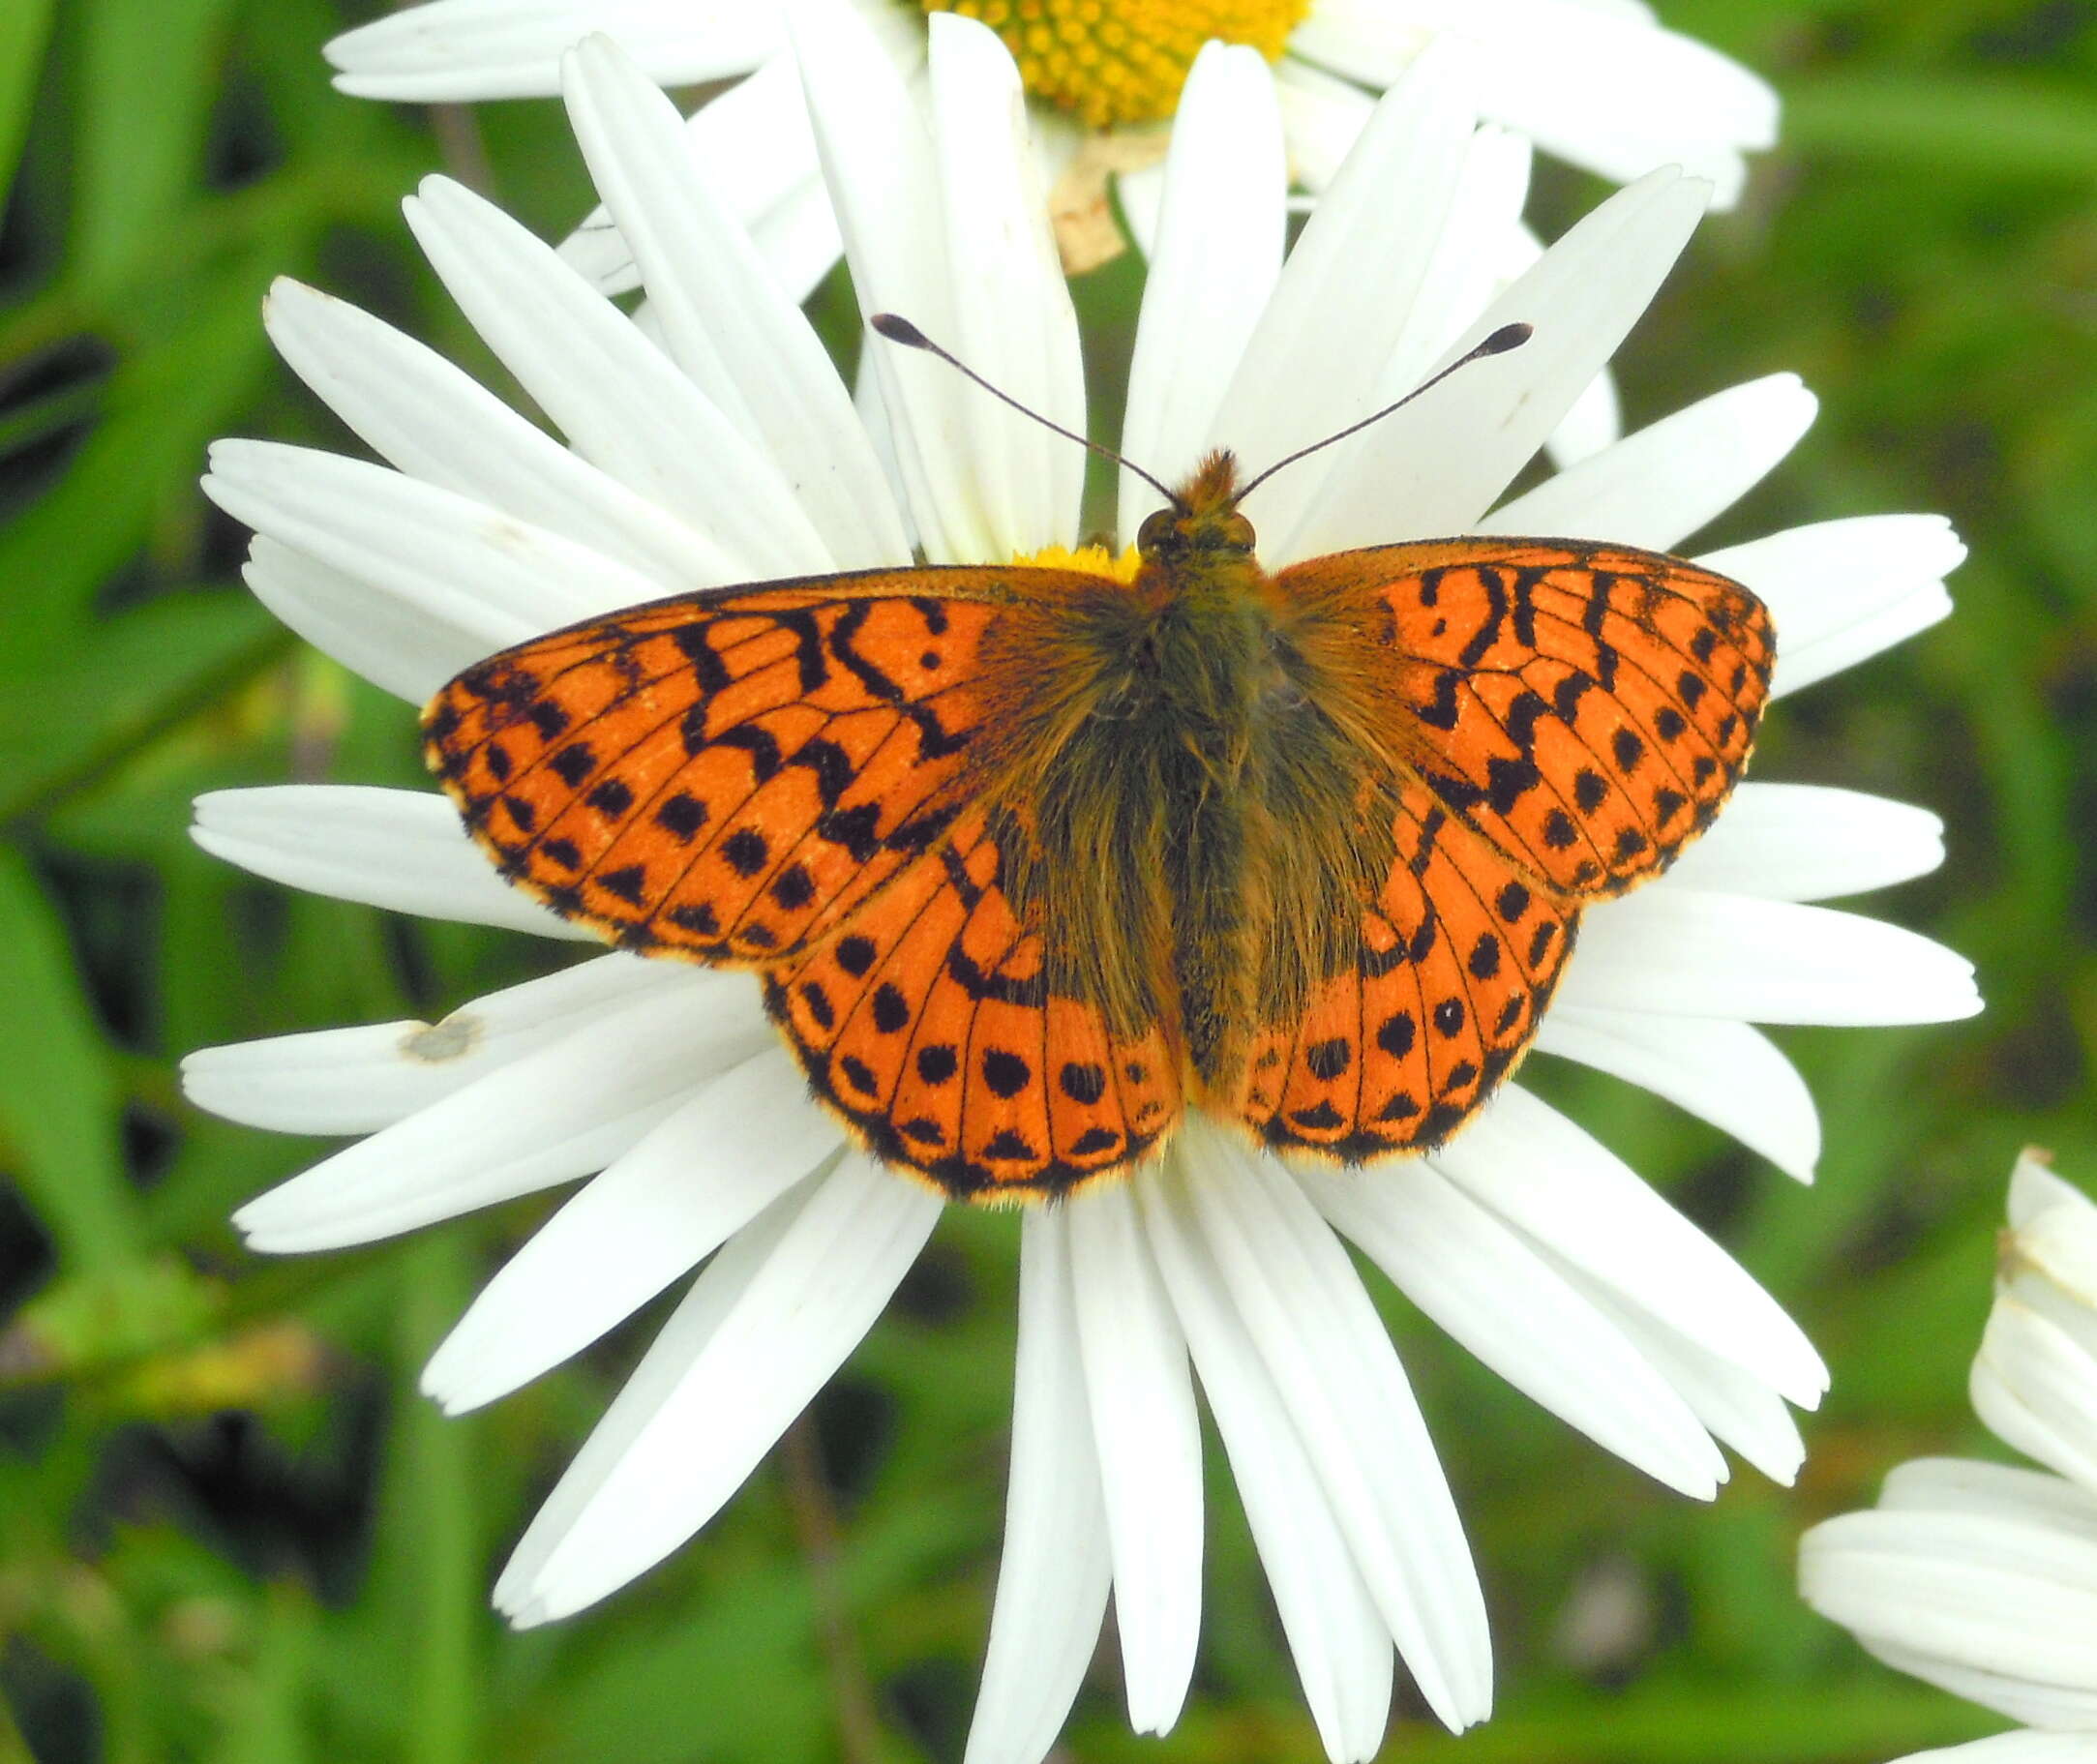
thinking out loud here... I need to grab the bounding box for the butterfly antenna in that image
[870,313,1186,512]
[1232,322,1534,504]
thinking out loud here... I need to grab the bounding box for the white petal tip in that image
[419,1362,490,1418]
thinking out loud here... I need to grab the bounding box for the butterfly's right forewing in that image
[1282,537,1775,902]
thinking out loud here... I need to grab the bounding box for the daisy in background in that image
[322,0,1777,297]
[191,16,1972,1763]
[1800,1152,2097,1764]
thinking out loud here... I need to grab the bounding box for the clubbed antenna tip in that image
[869,313,929,348]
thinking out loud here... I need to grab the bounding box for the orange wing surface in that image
[423,564,1184,1200]
[1243,536,1772,1158]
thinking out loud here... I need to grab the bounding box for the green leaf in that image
[1785,73,2097,178]
[0,0,52,199]
[0,589,285,824]
[0,845,139,1271]
[0,268,278,647]
[72,0,242,287]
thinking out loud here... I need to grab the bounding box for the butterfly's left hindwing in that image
[765,807,1183,1200]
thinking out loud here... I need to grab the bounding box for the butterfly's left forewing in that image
[424,575,1020,962]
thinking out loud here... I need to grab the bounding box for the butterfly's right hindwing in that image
[1237,773,1578,1159]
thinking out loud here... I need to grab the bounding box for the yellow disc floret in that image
[920,0,1309,128]
[1016,541,1146,582]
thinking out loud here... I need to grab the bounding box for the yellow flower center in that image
[1017,541,1144,581]
[919,0,1310,128]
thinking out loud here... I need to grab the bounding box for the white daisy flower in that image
[192,25,1972,1763]
[1799,1151,2097,1764]
[322,0,1778,297]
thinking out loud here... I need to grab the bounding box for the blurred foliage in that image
[2,0,2095,1758]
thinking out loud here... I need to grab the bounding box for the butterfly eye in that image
[1216,513,1256,553]
[1137,508,1182,555]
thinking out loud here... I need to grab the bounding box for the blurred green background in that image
[2,0,2095,1758]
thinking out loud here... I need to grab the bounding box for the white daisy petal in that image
[926,13,1085,555]
[1483,375,1817,552]
[1214,46,1480,556]
[1973,1299,2097,1495]
[325,0,784,102]
[181,954,691,1135]
[1661,783,1946,903]
[1137,1185,1395,1763]
[560,37,912,572]
[1290,0,1775,204]
[422,1049,840,1414]
[1564,1279,1809,1482]
[1804,1160,2097,1753]
[1065,1184,1204,1734]
[1879,1459,2097,1545]
[1800,1510,2097,1695]
[496,1152,941,1625]
[557,51,822,296]
[1565,889,1982,1026]
[1700,515,1966,698]
[1292,166,1709,553]
[1447,208,1628,473]
[1120,43,1285,541]
[1272,56,1378,194]
[261,279,731,593]
[191,786,594,941]
[404,175,830,577]
[1533,1004,1820,1181]
[1867,1640,2097,1735]
[794,0,986,564]
[494,1176,814,1622]
[2010,1152,2088,1230]
[1387,124,1534,381]
[240,537,493,703]
[1544,355,1622,467]
[1299,1157,1725,1496]
[231,984,769,1252]
[748,175,851,306]
[1144,1127,1491,1731]
[203,442,661,660]
[1428,1086,1827,1406]
[965,1210,1113,1764]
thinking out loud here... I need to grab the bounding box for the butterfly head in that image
[1137,451,1256,562]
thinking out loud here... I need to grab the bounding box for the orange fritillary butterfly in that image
[423,322,1774,1203]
